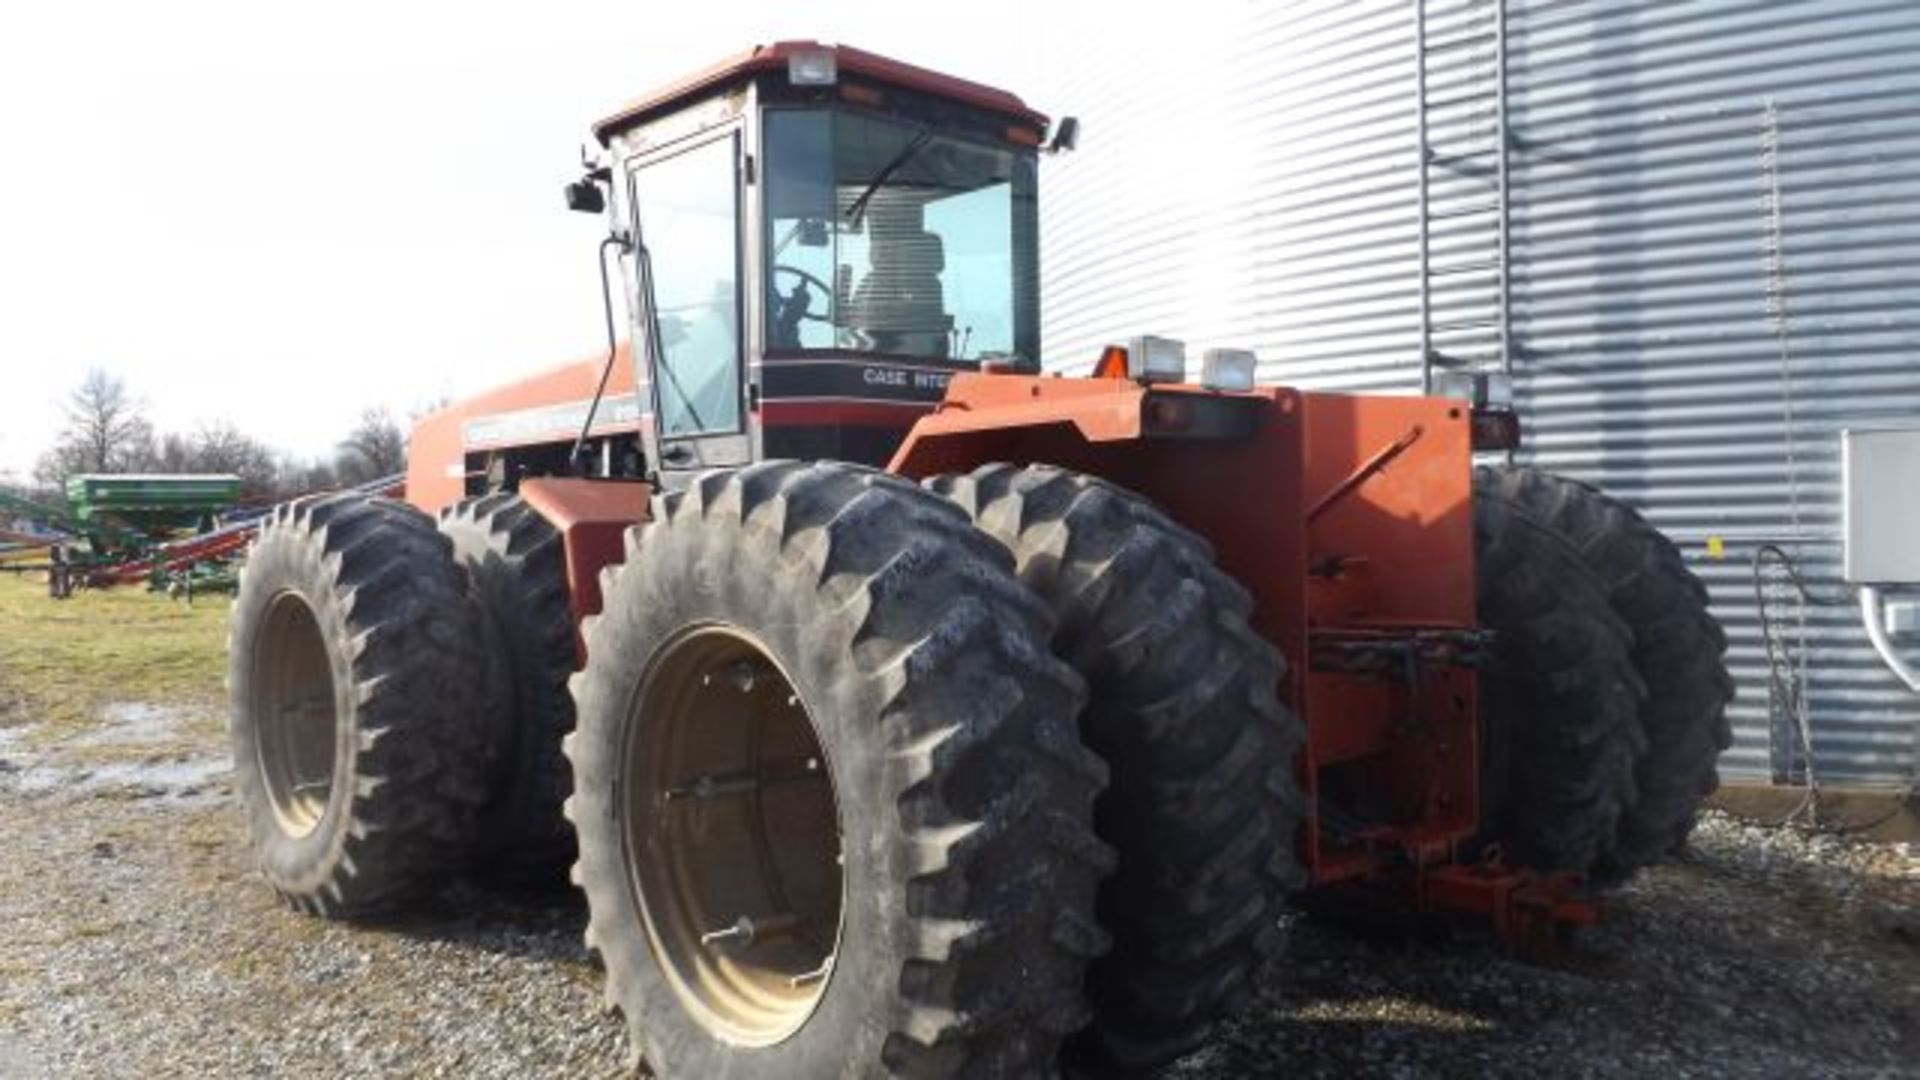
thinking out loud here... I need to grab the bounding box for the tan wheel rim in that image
[253,591,338,838]
[623,625,845,1046]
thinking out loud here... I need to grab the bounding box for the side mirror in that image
[565,178,606,214]
[1047,116,1079,154]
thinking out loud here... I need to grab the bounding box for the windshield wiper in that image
[845,129,933,227]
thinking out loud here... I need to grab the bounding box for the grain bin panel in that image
[1039,0,1920,786]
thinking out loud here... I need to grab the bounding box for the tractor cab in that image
[576,42,1059,479]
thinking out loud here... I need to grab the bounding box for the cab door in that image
[627,128,751,476]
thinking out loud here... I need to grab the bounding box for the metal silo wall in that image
[1506,0,1920,787]
[1038,0,1920,787]
[1039,1,1440,385]
[1228,1,1422,391]
[1038,8,1260,372]
[1042,0,1517,386]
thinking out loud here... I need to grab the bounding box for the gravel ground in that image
[1,700,1915,1079]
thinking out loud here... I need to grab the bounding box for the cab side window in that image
[633,135,742,436]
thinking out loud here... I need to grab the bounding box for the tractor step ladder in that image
[1415,0,1513,392]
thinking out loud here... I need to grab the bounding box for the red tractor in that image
[227,43,1732,1078]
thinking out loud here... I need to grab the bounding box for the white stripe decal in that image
[462,393,646,449]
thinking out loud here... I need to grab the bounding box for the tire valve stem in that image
[700,912,798,950]
[789,956,833,988]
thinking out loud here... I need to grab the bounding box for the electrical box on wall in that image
[1842,428,1920,584]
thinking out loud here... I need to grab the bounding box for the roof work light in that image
[788,48,838,86]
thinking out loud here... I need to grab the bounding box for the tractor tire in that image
[565,461,1113,1079]
[929,464,1304,1077]
[440,493,577,879]
[1471,479,1647,876]
[1474,466,1734,884]
[228,494,498,917]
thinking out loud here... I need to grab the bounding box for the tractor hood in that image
[406,343,641,516]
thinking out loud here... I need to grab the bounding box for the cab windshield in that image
[762,108,1038,364]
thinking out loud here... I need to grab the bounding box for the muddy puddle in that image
[0,703,228,804]
[70,701,196,748]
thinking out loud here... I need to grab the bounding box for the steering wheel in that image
[770,264,836,350]
[772,264,834,321]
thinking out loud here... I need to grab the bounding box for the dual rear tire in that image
[227,495,501,915]
[438,494,578,879]
[228,490,583,916]
[1471,465,1733,884]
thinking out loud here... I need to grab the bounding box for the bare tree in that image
[150,431,196,474]
[283,457,339,499]
[188,422,279,496]
[27,370,401,500]
[335,408,407,485]
[138,422,284,500]
[33,369,156,486]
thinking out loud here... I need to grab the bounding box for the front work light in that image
[1126,335,1188,384]
[788,49,838,86]
[1433,370,1513,410]
[1482,371,1514,409]
[1200,348,1258,392]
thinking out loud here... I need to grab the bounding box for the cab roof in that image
[591,40,1048,145]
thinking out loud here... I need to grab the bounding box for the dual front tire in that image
[931,465,1303,1075]
[564,461,1301,1077]
[566,463,1115,1077]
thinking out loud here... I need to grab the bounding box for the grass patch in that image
[0,574,227,738]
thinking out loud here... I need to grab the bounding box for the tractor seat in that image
[847,225,952,357]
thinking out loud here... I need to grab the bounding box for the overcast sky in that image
[0,2,1058,481]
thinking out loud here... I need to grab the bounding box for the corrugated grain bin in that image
[1039,0,1920,788]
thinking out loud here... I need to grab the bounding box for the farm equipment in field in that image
[0,474,242,595]
[64,473,243,551]
[59,473,246,594]
[225,43,1732,1078]
[2,474,401,599]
